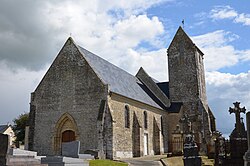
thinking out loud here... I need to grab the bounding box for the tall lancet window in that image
[125,105,130,128]
[144,111,148,129]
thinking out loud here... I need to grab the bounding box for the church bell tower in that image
[167,27,212,149]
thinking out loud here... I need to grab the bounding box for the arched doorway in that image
[53,113,79,155]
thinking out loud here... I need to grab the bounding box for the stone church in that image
[28,27,216,159]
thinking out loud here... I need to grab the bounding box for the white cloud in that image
[113,15,164,48]
[210,5,250,26]
[0,61,48,124]
[40,1,166,76]
[192,30,239,71]
[210,6,237,20]
[206,71,250,134]
[192,30,250,71]
[0,0,167,71]
[234,13,250,26]
[0,0,170,124]
[238,50,250,62]
[122,48,168,81]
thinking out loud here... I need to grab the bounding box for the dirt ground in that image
[161,156,214,166]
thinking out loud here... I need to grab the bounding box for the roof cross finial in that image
[182,19,185,29]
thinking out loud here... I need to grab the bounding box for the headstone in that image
[41,156,65,166]
[244,112,250,166]
[179,114,192,134]
[0,133,9,166]
[8,148,37,157]
[41,156,89,166]
[229,101,247,138]
[24,126,29,150]
[214,133,226,166]
[183,134,201,166]
[172,125,183,155]
[229,102,247,160]
[62,141,80,158]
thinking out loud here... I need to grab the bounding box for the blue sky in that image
[0,0,249,136]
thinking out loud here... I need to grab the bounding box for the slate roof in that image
[0,125,9,133]
[136,67,170,108]
[157,82,169,98]
[166,102,183,113]
[77,46,163,109]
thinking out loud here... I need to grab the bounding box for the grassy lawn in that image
[89,159,128,166]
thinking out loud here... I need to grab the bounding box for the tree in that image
[12,113,29,144]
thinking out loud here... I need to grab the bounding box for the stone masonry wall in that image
[108,93,165,159]
[168,28,212,146]
[31,38,108,156]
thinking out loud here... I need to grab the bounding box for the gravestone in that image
[62,141,80,158]
[229,102,247,138]
[172,125,183,155]
[41,156,89,166]
[24,126,29,150]
[229,102,247,160]
[214,133,226,166]
[179,113,192,135]
[0,134,9,166]
[244,112,250,166]
[183,134,201,166]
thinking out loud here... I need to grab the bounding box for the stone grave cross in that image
[179,113,192,134]
[229,101,246,134]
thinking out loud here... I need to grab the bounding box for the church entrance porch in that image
[53,113,79,155]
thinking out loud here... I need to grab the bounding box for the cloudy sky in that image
[0,0,249,136]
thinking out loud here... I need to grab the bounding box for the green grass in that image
[89,159,128,166]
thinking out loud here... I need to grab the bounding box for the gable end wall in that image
[30,39,108,155]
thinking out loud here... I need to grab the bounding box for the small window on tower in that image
[125,105,130,128]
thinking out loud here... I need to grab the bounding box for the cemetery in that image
[0,10,249,165]
[1,101,249,166]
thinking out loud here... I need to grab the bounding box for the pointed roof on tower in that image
[168,26,204,56]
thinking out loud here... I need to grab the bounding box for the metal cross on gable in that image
[229,101,246,133]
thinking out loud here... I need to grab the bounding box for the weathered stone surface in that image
[8,148,37,157]
[108,93,164,159]
[183,134,201,166]
[244,112,250,166]
[0,133,9,166]
[29,38,108,156]
[136,67,170,108]
[62,141,80,158]
[41,156,89,166]
[28,26,216,160]
[168,27,214,152]
[7,155,43,166]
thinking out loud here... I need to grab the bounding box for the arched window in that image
[125,105,130,128]
[144,111,148,129]
[161,116,163,134]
